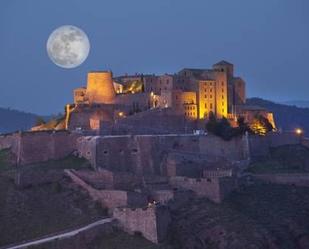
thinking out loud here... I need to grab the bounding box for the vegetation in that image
[249,114,274,135]
[247,97,309,133]
[205,112,249,140]
[0,153,98,247]
[171,182,309,249]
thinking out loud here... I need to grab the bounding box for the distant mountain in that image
[281,100,309,108]
[247,98,309,133]
[0,107,39,134]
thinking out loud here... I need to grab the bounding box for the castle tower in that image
[86,71,116,104]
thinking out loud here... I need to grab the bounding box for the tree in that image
[35,117,46,126]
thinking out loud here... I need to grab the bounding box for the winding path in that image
[2,217,114,249]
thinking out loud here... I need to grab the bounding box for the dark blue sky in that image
[0,0,308,115]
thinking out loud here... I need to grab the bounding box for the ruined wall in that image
[113,205,170,244]
[169,176,237,203]
[0,131,79,165]
[65,170,147,209]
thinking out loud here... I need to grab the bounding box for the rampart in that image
[77,134,250,175]
[113,205,171,244]
[74,168,142,190]
[169,176,237,203]
[65,170,147,209]
[0,131,79,165]
[248,132,301,160]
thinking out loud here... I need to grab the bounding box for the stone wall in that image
[169,176,237,203]
[79,134,250,175]
[248,132,301,160]
[253,173,309,187]
[0,131,79,165]
[65,170,147,210]
[113,205,171,244]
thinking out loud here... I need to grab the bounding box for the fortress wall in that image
[268,132,300,147]
[0,132,20,154]
[18,131,79,165]
[169,176,237,203]
[113,205,171,244]
[91,134,249,176]
[76,136,98,166]
[248,132,301,160]
[65,170,147,209]
[199,134,250,161]
[113,108,197,134]
[169,176,222,203]
[253,173,309,187]
[0,131,79,165]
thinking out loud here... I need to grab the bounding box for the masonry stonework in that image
[113,205,171,244]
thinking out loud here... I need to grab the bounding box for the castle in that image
[1,61,280,245]
[63,61,275,134]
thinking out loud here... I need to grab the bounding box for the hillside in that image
[247,98,309,133]
[0,107,38,134]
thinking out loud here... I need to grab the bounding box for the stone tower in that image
[86,71,116,104]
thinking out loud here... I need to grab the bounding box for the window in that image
[210,103,213,109]
[205,103,207,108]
[210,89,212,93]
[204,95,207,98]
[221,82,224,86]
[210,95,212,99]
[222,109,224,113]
[222,95,224,99]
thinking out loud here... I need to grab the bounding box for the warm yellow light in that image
[118,112,124,117]
[295,128,303,135]
[150,91,154,97]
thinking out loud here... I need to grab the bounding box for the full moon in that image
[47,25,90,69]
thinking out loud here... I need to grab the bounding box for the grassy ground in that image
[29,229,170,249]
[0,150,102,247]
[170,182,309,249]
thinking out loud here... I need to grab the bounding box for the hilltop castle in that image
[60,60,275,134]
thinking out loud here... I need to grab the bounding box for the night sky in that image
[0,0,308,115]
